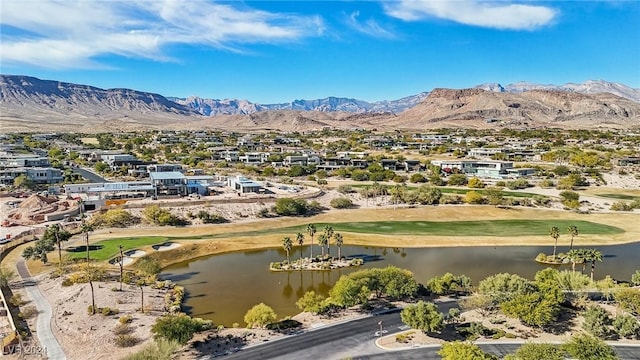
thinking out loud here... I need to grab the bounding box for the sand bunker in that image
[125,249,146,258]
[152,242,181,251]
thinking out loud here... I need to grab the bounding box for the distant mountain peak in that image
[473,80,640,102]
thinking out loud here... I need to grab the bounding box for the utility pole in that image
[119,244,124,291]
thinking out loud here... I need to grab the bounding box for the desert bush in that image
[114,323,133,335]
[330,197,354,209]
[610,201,633,211]
[18,306,38,319]
[119,315,134,324]
[115,334,140,347]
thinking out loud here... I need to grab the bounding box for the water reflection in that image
[162,243,640,326]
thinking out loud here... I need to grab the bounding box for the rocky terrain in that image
[1,75,640,132]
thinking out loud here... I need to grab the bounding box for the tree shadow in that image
[65,244,103,252]
[160,271,200,282]
[186,332,250,358]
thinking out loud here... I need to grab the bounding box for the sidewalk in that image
[15,259,66,360]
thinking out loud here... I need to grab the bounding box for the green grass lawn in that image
[66,236,171,261]
[349,184,543,199]
[79,220,622,262]
[209,219,623,239]
[595,193,640,201]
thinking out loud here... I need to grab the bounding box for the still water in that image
[161,243,640,326]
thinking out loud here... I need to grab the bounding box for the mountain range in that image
[1,74,639,132]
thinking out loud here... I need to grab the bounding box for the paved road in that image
[72,167,108,183]
[15,259,67,360]
[215,307,640,360]
[355,344,640,360]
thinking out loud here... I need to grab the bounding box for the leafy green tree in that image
[400,301,444,334]
[329,197,354,209]
[632,270,640,286]
[151,314,212,345]
[504,342,564,360]
[485,186,504,206]
[447,174,468,186]
[244,303,277,328]
[615,288,640,316]
[95,161,109,173]
[501,292,559,327]
[416,185,442,205]
[136,256,161,278]
[467,177,485,188]
[274,198,310,216]
[282,236,293,264]
[438,341,498,360]
[583,305,611,337]
[306,224,316,259]
[613,313,640,339]
[555,270,591,292]
[295,291,326,314]
[478,273,534,304]
[426,273,472,295]
[410,173,426,183]
[13,174,34,190]
[329,275,370,307]
[563,333,618,360]
[22,237,55,264]
[464,191,484,204]
[560,191,580,209]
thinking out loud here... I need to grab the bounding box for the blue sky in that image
[1,1,639,103]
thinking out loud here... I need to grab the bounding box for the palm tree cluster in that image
[565,248,603,280]
[281,224,346,264]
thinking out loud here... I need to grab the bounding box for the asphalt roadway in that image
[214,308,640,360]
[72,167,108,183]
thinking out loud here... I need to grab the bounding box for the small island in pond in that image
[270,256,364,271]
[270,224,364,271]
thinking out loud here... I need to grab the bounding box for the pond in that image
[161,242,640,326]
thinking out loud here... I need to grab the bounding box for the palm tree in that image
[567,225,578,250]
[318,234,328,258]
[565,249,583,272]
[282,236,293,264]
[584,249,603,281]
[45,224,71,270]
[334,233,344,260]
[306,224,316,259]
[296,232,305,261]
[80,221,94,264]
[84,264,105,315]
[549,226,560,259]
[323,225,334,258]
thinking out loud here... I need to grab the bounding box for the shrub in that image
[152,314,212,345]
[467,177,485,188]
[61,277,73,287]
[244,303,277,328]
[613,314,640,339]
[102,307,120,316]
[115,334,140,347]
[9,294,25,307]
[18,306,38,319]
[582,305,611,337]
[610,201,633,211]
[632,270,640,286]
[464,191,485,204]
[114,323,133,335]
[273,198,312,216]
[336,185,354,194]
[506,179,531,190]
[90,208,140,228]
[119,315,134,324]
[330,197,354,209]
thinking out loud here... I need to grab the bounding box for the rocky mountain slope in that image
[170,92,429,115]
[1,74,639,132]
[475,80,640,103]
[384,88,640,129]
[0,75,197,132]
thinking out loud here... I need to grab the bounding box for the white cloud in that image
[384,0,557,30]
[346,11,396,39]
[0,0,324,69]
